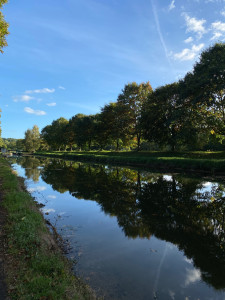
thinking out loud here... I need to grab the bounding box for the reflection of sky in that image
[27,186,47,193]
[12,160,225,300]
[184,268,201,287]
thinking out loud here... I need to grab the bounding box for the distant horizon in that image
[1,0,225,139]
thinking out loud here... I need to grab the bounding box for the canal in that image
[10,156,225,300]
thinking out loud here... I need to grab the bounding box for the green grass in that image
[35,150,225,173]
[0,156,96,300]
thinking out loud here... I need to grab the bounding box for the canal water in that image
[10,156,225,300]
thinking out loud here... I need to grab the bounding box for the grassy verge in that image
[0,156,97,300]
[35,150,225,173]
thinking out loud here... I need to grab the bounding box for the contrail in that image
[150,0,172,67]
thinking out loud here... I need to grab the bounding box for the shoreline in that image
[33,150,225,176]
[0,156,97,300]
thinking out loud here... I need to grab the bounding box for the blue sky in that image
[1,0,225,139]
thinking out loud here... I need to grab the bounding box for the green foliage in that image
[24,125,40,152]
[26,42,225,152]
[41,118,68,151]
[117,82,153,149]
[69,114,97,150]
[2,138,20,149]
[0,0,9,53]
[0,108,2,147]
[36,150,225,173]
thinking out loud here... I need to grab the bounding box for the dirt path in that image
[0,184,8,300]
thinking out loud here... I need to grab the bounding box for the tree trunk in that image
[116,139,119,151]
[137,134,141,151]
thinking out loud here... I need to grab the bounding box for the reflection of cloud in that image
[185,268,201,286]
[202,182,211,187]
[169,290,175,300]
[42,208,56,214]
[28,186,47,193]
[47,195,57,199]
[184,257,193,264]
[163,175,173,182]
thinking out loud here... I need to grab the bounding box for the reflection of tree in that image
[17,156,44,182]
[16,157,225,290]
[139,177,225,290]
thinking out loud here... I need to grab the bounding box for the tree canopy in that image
[24,125,40,152]
[17,42,225,153]
[0,0,9,53]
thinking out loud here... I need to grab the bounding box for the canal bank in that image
[35,150,225,175]
[0,156,97,300]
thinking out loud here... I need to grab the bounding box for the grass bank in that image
[35,150,225,174]
[0,156,97,300]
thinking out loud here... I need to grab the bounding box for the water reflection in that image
[14,156,225,295]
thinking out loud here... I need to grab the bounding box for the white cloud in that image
[46,102,56,107]
[183,13,207,38]
[221,9,225,17]
[212,21,225,32]
[58,86,65,90]
[173,43,204,61]
[185,268,201,286]
[13,95,34,102]
[184,37,193,43]
[169,0,175,11]
[211,31,223,40]
[25,88,55,94]
[24,107,46,116]
[211,21,225,40]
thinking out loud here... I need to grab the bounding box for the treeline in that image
[23,43,225,152]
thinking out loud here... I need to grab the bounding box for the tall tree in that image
[142,83,186,151]
[24,125,40,152]
[191,43,225,136]
[43,118,69,151]
[0,0,9,53]
[0,108,3,147]
[69,114,97,150]
[117,82,153,150]
[99,102,128,150]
